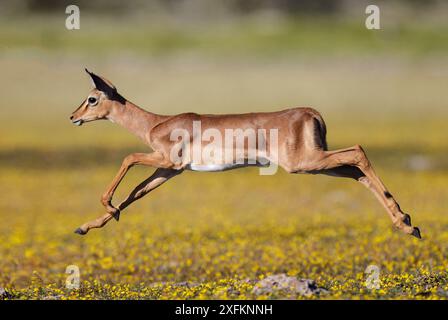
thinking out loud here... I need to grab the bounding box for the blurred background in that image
[1,0,448,149]
[1,0,447,153]
[0,0,447,298]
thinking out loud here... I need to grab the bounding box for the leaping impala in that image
[70,69,421,238]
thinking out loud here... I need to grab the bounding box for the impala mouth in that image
[72,119,83,126]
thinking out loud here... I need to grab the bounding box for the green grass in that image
[1,14,448,57]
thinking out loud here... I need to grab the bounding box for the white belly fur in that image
[185,159,270,172]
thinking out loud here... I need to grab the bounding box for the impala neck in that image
[107,100,162,144]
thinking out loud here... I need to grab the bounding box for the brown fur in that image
[70,71,421,239]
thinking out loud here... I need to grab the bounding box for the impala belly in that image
[185,158,270,172]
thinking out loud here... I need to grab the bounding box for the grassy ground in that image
[2,14,448,57]
[0,14,447,299]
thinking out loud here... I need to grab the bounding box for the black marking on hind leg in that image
[383,191,402,210]
[403,213,412,226]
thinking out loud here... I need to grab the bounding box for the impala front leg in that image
[100,152,170,221]
[75,213,115,235]
[75,152,172,235]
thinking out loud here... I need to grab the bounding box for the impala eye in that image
[88,97,98,105]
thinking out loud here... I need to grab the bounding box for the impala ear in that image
[85,68,117,98]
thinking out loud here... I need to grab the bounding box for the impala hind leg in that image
[301,145,421,238]
[319,165,398,223]
[75,168,182,235]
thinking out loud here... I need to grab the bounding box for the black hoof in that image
[74,228,87,235]
[403,213,412,226]
[112,210,120,221]
[411,227,422,239]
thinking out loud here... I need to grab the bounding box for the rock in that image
[173,281,198,288]
[0,287,12,299]
[436,288,448,298]
[42,295,63,300]
[407,155,433,172]
[252,274,328,297]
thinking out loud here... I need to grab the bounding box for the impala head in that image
[70,69,126,126]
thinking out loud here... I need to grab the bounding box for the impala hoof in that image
[411,227,422,239]
[74,228,87,235]
[112,210,120,221]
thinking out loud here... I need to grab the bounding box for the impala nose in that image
[70,115,74,120]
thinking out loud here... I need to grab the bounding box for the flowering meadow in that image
[0,15,447,298]
[1,141,447,299]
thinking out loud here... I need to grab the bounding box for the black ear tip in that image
[85,68,91,74]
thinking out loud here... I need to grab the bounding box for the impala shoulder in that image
[149,112,199,138]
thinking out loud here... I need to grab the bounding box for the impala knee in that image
[123,154,137,167]
[101,194,111,206]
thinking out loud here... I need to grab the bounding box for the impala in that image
[70,69,421,238]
